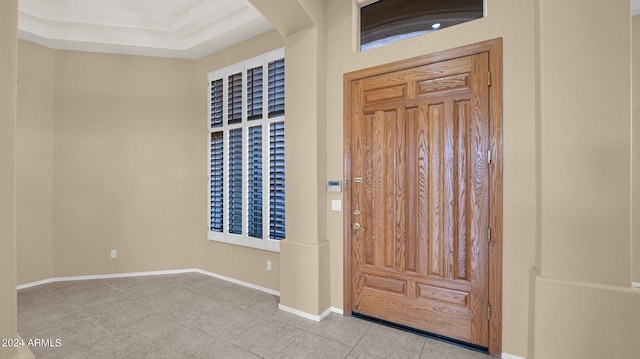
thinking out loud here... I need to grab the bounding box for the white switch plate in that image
[331,200,342,211]
[110,250,117,259]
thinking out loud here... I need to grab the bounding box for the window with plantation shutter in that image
[207,48,285,252]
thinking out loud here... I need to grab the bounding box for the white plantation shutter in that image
[228,128,243,235]
[207,48,285,251]
[268,59,285,118]
[211,79,223,128]
[210,132,224,232]
[228,72,242,125]
[247,66,263,121]
[269,121,285,239]
[248,125,263,239]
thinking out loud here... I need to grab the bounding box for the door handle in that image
[353,223,365,231]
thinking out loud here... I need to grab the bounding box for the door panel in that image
[349,53,490,346]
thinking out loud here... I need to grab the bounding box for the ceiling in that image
[17,0,640,59]
[17,0,274,59]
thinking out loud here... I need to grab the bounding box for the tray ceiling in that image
[18,0,274,59]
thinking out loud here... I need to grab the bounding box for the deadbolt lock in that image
[353,209,361,216]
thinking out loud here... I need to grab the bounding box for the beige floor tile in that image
[190,303,257,339]
[148,287,223,320]
[355,324,426,359]
[18,301,87,334]
[17,273,494,359]
[230,318,303,358]
[420,339,492,359]
[259,307,316,331]
[308,312,372,346]
[346,349,385,359]
[47,280,124,306]
[273,332,352,359]
[73,289,138,316]
[124,326,222,359]
[27,318,123,359]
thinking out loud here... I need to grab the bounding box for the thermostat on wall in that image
[327,180,342,192]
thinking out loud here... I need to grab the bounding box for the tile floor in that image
[17,272,493,359]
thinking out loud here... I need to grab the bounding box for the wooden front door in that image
[344,40,502,352]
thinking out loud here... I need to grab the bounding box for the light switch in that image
[331,200,342,211]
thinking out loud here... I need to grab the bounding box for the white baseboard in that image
[17,269,196,290]
[17,278,53,290]
[633,282,640,289]
[17,268,280,297]
[278,305,344,321]
[502,353,526,359]
[277,304,329,321]
[194,269,279,296]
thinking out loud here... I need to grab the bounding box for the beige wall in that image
[51,50,197,277]
[326,0,536,356]
[538,0,630,287]
[531,1,640,358]
[0,0,18,358]
[193,30,283,290]
[634,15,640,283]
[16,41,55,284]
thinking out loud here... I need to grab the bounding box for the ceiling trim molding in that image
[17,0,274,59]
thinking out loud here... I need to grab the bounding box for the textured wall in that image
[633,16,640,284]
[16,41,55,285]
[0,0,18,358]
[532,1,640,358]
[52,50,197,277]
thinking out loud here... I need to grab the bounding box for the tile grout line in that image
[418,337,428,359]
[269,326,307,359]
[301,316,371,357]
[349,320,376,358]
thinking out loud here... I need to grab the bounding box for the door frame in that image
[343,38,503,356]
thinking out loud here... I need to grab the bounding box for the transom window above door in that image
[358,0,484,51]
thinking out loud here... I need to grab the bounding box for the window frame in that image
[207,48,285,252]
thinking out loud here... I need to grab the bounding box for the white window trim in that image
[207,48,284,252]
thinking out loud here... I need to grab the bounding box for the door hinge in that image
[488,227,491,243]
[488,71,491,86]
[488,150,492,164]
[488,304,491,320]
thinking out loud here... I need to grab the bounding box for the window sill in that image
[207,232,281,252]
